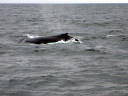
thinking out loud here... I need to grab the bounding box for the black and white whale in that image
[25,33,79,44]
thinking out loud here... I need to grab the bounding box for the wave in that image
[106,35,116,37]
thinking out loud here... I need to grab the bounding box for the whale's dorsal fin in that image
[61,33,68,36]
[65,33,68,35]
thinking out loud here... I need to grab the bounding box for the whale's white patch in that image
[48,38,82,44]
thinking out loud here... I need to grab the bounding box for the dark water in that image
[0,4,128,96]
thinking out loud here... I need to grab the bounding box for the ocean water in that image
[0,4,128,96]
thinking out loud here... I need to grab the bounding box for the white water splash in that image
[24,34,40,39]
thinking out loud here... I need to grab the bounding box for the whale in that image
[25,33,75,44]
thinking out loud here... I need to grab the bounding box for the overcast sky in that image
[0,0,128,3]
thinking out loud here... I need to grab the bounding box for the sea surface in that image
[0,4,128,96]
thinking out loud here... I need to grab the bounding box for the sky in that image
[0,0,128,3]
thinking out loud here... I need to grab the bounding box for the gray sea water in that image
[0,4,128,96]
